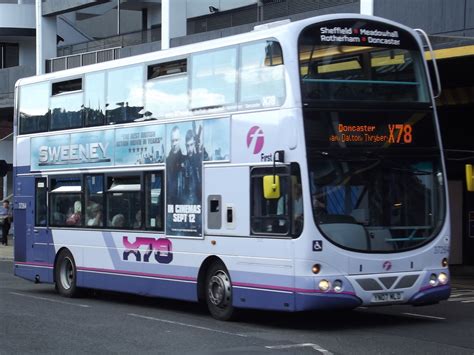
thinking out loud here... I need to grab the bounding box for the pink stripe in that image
[15,261,53,268]
[77,266,197,282]
[233,281,356,295]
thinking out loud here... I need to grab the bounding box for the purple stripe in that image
[419,283,450,292]
[233,281,356,295]
[77,266,197,282]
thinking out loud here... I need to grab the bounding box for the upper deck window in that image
[240,40,285,108]
[299,20,430,104]
[19,82,49,134]
[106,65,144,125]
[145,59,189,119]
[191,46,238,110]
[50,78,83,131]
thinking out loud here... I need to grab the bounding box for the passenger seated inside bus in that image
[87,205,103,227]
[133,210,142,229]
[66,201,82,226]
[111,214,125,228]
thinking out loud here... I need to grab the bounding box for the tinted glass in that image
[50,92,83,130]
[305,110,445,252]
[85,175,104,227]
[106,66,144,124]
[106,176,141,229]
[145,172,164,230]
[35,178,47,226]
[299,20,429,103]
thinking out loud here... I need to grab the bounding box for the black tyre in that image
[205,261,235,321]
[54,249,80,298]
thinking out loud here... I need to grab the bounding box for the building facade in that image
[2,0,474,266]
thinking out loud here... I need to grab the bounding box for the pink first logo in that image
[383,261,392,271]
[246,126,265,154]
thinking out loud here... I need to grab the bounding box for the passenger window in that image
[145,60,189,119]
[50,79,83,130]
[106,65,144,124]
[240,41,285,108]
[85,175,104,228]
[106,175,141,229]
[35,178,47,227]
[19,82,49,134]
[84,72,106,126]
[49,177,82,227]
[145,172,164,231]
[191,47,237,109]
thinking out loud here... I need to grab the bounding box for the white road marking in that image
[450,291,474,297]
[402,312,445,320]
[10,292,90,308]
[266,343,333,354]
[448,297,474,302]
[127,313,248,338]
[461,300,474,303]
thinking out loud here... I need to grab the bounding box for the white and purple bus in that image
[13,14,450,320]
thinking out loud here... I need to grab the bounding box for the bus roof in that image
[16,13,419,88]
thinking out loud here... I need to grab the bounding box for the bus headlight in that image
[333,280,343,293]
[318,279,331,292]
[438,272,448,285]
[429,273,438,287]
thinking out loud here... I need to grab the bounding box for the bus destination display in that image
[331,123,413,144]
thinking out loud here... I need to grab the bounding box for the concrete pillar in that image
[161,0,186,50]
[35,0,57,75]
[360,0,374,16]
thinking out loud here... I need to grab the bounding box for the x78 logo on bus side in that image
[123,236,173,264]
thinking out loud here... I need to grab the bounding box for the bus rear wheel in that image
[205,261,235,321]
[55,249,80,298]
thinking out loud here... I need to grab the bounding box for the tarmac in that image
[1,234,473,288]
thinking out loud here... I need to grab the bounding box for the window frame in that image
[34,177,48,227]
[48,176,84,228]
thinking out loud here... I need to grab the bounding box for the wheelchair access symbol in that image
[312,240,323,252]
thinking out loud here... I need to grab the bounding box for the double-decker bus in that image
[13,14,450,320]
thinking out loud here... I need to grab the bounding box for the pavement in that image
[1,233,473,288]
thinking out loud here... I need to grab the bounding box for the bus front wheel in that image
[55,249,80,298]
[205,261,235,321]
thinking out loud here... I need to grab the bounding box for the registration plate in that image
[372,292,403,303]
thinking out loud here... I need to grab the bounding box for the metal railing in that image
[46,47,121,73]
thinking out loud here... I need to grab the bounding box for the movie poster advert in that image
[115,125,165,165]
[166,121,203,237]
[203,117,230,162]
[31,130,114,170]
